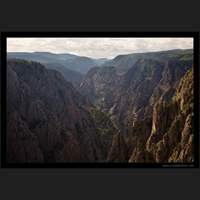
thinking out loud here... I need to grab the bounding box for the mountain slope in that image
[104,49,193,74]
[44,62,83,87]
[7,59,115,162]
[80,57,192,134]
[107,67,194,163]
[80,50,193,163]
[146,68,194,162]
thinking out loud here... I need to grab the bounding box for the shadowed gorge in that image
[7,59,114,162]
[6,48,194,164]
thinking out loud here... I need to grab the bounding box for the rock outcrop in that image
[146,68,194,162]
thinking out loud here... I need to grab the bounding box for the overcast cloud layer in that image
[7,38,193,59]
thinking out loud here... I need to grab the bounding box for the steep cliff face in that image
[44,63,84,88]
[146,68,194,162]
[80,58,192,134]
[80,50,193,163]
[107,133,128,162]
[88,107,117,159]
[111,59,165,132]
[103,49,193,74]
[107,67,194,163]
[7,59,114,162]
[80,66,122,112]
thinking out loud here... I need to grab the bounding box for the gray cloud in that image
[7,38,193,58]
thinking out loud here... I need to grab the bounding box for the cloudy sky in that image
[7,37,193,59]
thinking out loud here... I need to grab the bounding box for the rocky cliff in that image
[80,50,193,163]
[7,59,115,162]
[80,57,192,134]
[146,68,194,162]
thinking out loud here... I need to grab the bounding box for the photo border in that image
[1,32,199,168]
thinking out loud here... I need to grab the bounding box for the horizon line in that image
[7,48,193,60]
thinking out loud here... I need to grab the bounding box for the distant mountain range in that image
[7,52,108,74]
[7,52,108,88]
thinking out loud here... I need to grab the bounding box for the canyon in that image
[6,49,194,163]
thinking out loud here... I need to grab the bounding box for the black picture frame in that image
[1,32,199,168]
